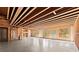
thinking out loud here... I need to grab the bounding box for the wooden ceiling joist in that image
[43,8,79,21]
[7,7,10,19]
[20,7,63,26]
[10,7,24,25]
[15,7,50,26]
[13,7,30,25]
[26,16,76,27]
[1,7,79,27]
[40,10,79,23]
[38,14,77,23]
[10,7,16,20]
[22,8,79,26]
[40,15,77,24]
[22,14,77,27]
[24,8,79,26]
[25,8,79,26]
[51,11,79,20]
[14,7,37,26]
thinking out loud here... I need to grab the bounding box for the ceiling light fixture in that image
[53,11,56,15]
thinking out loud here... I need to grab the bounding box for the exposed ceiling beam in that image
[19,7,63,26]
[15,7,50,26]
[24,8,79,26]
[14,7,37,26]
[42,8,79,22]
[10,7,24,25]
[23,10,78,26]
[41,10,79,22]
[41,15,77,24]
[41,11,79,22]
[10,7,16,20]
[35,15,77,23]
[13,7,30,25]
[7,7,10,19]
[27,17,76,27]
[22,14,77,27]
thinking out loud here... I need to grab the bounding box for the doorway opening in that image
[0,27,8,42]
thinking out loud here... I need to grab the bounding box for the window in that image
[43,30,57,39]
[59,28,70,39]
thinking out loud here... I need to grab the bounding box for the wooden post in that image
[74,15,79,49]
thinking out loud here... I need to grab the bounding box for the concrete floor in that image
[0,37,78,52]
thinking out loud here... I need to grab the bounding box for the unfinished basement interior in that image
[0,7,79,52]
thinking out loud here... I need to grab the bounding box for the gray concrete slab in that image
[0,37,78,52]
